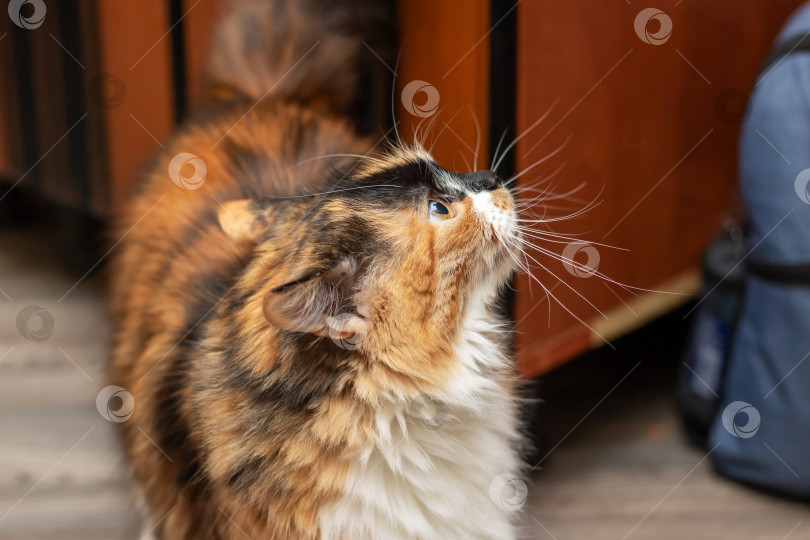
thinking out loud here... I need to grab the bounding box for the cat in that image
[108,0,525,538]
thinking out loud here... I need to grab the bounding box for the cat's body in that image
[109,1,524,538]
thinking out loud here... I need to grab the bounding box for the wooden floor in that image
[0,225,806,540]
[0,227,140,540]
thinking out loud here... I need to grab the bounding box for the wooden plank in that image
[28,3,78,207]
[95,0,175,210]
[0,487,137,540]
[182,0,224,112]
[528,356,808,540]
[0,40,10,179]
[520,270,700,376]
[518,324,590,378]
[589,270,701,347]
[397,0,490,171]
[78,0,113,214]
[0,410,122,493]
[0,11,30,183]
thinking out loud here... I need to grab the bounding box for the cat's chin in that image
[463,246,518,311]
[490,237,520,279]
[496,247,518,278]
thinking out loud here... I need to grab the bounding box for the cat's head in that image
[219,145,517,389]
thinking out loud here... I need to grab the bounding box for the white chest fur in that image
[319,299,523,540]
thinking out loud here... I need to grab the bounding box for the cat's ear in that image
[218,199,263,243]
[262,257,370,341]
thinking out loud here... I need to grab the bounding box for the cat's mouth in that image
[470,187,517,242]
[468,186,519,274]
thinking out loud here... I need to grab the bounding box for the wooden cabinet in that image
[0,1,175,212]
[1,0,803,375]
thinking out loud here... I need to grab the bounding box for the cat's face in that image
[219,146,517,390]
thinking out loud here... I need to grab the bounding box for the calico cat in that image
[109,0,524,538]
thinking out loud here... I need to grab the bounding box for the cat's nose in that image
[459,170,500,192]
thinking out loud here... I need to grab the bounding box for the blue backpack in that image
[706,6,810,499]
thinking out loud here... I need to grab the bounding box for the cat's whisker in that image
[516,200,588,214]
[424,110,444,148]
[517,202,587,214]
[471,106,482,171]
[515,229,628,251]
[514,180,586,204]
[457,151,472,173]
[514,192,554,211]
[515,187,603,233]
[517,198,602,223]
[515,228,628,251]
[519,186,589,205]
[514,186,564,197]
[506,179,665,321]
[502,244,572,324]
[509,238,607,318]
[506,237,615,347]
[512,171,565,193]
[497,233,540,300]
[515,226,589,240]
[514,183,570,208]
[390,47,403,147]
[504,134,572,187]
[491,125,512,174]
[492,95,561,173]
[413,105,445,150]
[516,198,591,213]
[517,183,604,221]
[512,235,678,295]
[514,233,580,246]
[510,162,567,194]
[515,203,594,222]
[512,179,576,214]
[427,105,464,155]
[514,236,626,294]
[295,153,386,167]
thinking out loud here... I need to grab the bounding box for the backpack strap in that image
[745,34,810,286]
[747,259,810,285]
[760,32,810,75]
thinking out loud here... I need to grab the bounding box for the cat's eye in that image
[428,199,454,220]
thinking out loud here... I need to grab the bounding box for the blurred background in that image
[1,0,810,539]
